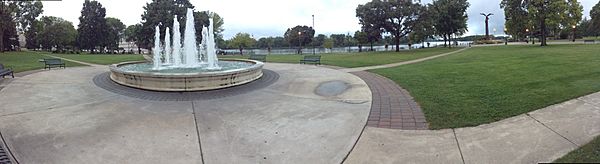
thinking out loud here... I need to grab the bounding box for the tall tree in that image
[591,1,600,36]
[124,24,144,54]
[357,0,423,52]
[0,2,26,52]
[13,1,43,33]
[431,0,469,48]
[140,0,194,49]
[330,34,347,47]
[38,16,77,51]
[284,25,315,51]
[564,0,582,40]
[25,19,43,50]
[77,0,107,53]
[410,4,435,47]
[312,34,327,48]
[525,0,568,46]
[501,0,530,41]
[104,17,125,51]
[228,32,256,55]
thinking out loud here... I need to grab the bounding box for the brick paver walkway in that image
[351,71,428,130]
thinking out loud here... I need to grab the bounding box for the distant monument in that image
[480,13,493,40]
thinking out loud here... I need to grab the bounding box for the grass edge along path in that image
[555,135,600,163]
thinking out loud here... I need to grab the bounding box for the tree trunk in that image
[443,35,447,47]
[540,17,547,46]
[394,33,400,52]
[370,42,373,51]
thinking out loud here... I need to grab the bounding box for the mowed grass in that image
[371,45,600,129]
[555,136,600,163]
[219,48,458,68]
[53,53,145,65]
[0,51,86,73]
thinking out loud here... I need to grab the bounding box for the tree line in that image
[0,0,225,54]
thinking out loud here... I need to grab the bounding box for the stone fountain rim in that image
[109,58,264,77]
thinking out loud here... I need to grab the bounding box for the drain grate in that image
[93,69,279,101]
[0,143,11,164]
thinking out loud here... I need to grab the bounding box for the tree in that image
[257,37,275,49]
[564,0,582,40]
[410,4,435,47]
[526,0,568,46]
[355,27,381,52]
[104,17,125,51]
[323,38,334,50]
[357,0,424,52]
[330,34,347,47]
[591,1,600,36]
[140,0,194,49]
[431,0,469,48]
[284,25,315,52]
[13,1,43,33]
[25,19,43,50]
[228,32,256,55]
[501,0,530,41]
[312,34,326,48]
[0,1,36,52]
[125,24,144,54]
[38,16,77,51]
[77,0,107,53]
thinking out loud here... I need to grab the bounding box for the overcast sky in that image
[42,0,598,39]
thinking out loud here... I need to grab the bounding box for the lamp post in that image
[504,28,508,45]
[298,31,302,54]
[572,25,576,42]
[312,14,315,55]
[526,28,530,44]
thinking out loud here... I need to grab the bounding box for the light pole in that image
[312,14,315,55]
[298,31,302,54]
[572,25,576,42]
[526,28,530,44]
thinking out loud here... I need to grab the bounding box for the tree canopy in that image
[104,17,125,51]
[228,32,256,55]
[431,0,469,47]
[77,0,107,52]
[284,25,315,48]
[38,16,77,51]
[357,0,424,51]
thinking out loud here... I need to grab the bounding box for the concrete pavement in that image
[0,63,371,164]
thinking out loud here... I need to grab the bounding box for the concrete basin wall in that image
[109,59,264,91]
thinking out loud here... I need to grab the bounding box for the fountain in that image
[110,8,264,91]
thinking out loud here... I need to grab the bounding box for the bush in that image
[474,40,504,44]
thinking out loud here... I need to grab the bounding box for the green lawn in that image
[0,51,86,73]
[53,53,145,65]
[219,48,458,68]
[555,136,600,163]
[371,45,600,129]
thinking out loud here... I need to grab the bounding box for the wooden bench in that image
[42,58,66,69]
[584,40,596,44]
[300,55,321,65]
[0,63,14,78]
[249,54,267,62]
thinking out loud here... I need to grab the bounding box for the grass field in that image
[371,44,600,129]
[555,136,600,163]
[0,51,86,73]
[219,48,458,68]
[53,54,145,65]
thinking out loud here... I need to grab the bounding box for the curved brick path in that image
[351,71,428,130]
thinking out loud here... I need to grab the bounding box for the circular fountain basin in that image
[109,59,264,91]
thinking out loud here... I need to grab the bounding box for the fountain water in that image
[152,8,220,70]
[172,16,182,67]
[152,25,162,70]
[164,27,171,65]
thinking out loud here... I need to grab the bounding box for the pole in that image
[312,14,315,55]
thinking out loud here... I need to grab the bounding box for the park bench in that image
[300,55,321,65]
[0,63,14,78]
[42,58,65,69]
[249,54,267,62]
[583,40,595,44]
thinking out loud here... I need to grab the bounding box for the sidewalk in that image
[345,90,600,163]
